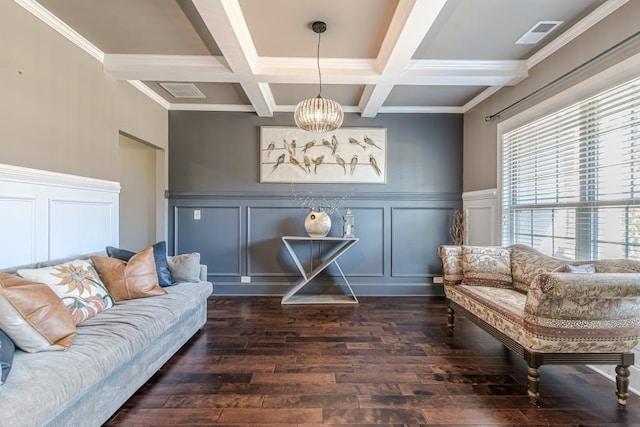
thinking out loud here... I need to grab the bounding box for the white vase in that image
[304,210,331,238]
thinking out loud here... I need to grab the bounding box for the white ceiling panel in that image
[24,0,630,116]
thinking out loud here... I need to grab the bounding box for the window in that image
[501,76,640,260]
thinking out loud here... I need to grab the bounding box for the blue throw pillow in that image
[106,241,175,287]
[0,328,15,385]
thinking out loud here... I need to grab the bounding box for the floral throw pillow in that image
[461,246,513,288]
[17,260,115,325]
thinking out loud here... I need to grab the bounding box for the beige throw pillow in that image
[0,273,77,353]
[461,246,513,288]
[92,246,167,301]
[17,259,114,325]
[167,253,201,282]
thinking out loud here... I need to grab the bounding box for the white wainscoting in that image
[0,163,120,268]
[462,188,499,245]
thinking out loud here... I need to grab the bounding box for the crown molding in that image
[169,103,255,112]
[15,0,104,62]
[462,86,503,112]
[127,81,171,109]
[527,0,629,69]
[377,106,464,114]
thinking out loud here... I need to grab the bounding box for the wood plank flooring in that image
[105,296,640,426]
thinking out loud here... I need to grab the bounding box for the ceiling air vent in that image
[159,83,205,98]
[515,21,563,45]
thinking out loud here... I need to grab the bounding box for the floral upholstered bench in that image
[439,244,640,405]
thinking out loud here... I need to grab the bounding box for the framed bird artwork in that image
[259,127,387,184]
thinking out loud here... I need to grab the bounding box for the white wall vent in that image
[515,21,563,45]
[159,83,205,98]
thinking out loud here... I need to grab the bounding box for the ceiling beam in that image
[103,54,527,87]
[103,54,233,82]
[359,0,448,118]
[191,0,274,116]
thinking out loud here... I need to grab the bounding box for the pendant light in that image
[294,21,344,133]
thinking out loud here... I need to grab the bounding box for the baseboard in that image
[212,281,445,297]
[588,363,640,397]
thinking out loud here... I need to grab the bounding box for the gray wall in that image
[169,112,462,296]
[463,1,640,192]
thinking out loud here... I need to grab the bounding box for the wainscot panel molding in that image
[168,111,463,296]
[462,188,499,245]
[168,192,460,297]
[391,207,452,278]
[168,191,461,202]
[0,163,120,268]
[174,205,242,276]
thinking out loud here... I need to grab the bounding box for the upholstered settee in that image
[0,252,213,427]
[439,244,640,405]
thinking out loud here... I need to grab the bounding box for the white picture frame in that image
[259,127,387,184]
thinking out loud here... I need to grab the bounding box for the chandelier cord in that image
[316,29,322,98]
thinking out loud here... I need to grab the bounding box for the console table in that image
[281,236,359,304]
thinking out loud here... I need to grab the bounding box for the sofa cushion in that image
[592,259,640,273]
[0,328,15,384]
[446,283,640,353]
[92,247,166,301]
[509,244,566,293]
[17,260,114,325]
[461,246,512,288]
[0,280,212,426]
[0,273,77,352]
[555,263,596,273]
[107,241,175,287]
[167,253,201,283]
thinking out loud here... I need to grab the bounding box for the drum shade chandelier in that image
[294,21,344,133]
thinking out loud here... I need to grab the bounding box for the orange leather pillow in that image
[0,273,77,353]
[92,246,166,301]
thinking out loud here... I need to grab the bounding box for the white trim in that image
[17,0,628,116]
[462,188,497,202]
[0,163,120,193]
[527,0,629,69]
[169,103,255,112]
[127,80,171,109]
[462,188,499,245]
[497,52,640,135]
[377,105,464,114]
[462,86,503,112]
[14,0,104,62]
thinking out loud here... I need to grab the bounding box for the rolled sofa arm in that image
[199,264,208,282]
[438,245,463,285]
[525,272,640,322]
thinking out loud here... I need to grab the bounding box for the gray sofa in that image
[0,253,213,427]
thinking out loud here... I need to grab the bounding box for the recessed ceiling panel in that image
[413,0,605,60]
[271,84,364,106]
[146,82,250,105]
[37,0,214,55]
[384,86,486,107]
[239,0,398,58]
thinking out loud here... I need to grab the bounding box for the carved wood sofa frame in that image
[446,300,634,405]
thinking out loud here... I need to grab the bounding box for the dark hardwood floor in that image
[105,296,640,426]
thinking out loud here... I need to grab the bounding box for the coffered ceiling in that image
[21,0,625,117]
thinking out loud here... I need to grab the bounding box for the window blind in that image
[501,76,640,260]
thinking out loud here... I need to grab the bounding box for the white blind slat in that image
[501,75,640,260]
